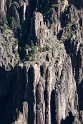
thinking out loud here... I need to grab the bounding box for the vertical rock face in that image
[0,0,5,12]
[0,0,5,19]
[22,0,29,21]
[0,0,83,124]
[30,12,52,47]
[13,51,78,124]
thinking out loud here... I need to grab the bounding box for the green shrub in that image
[1,25,6,33]
[2,15,7,25]
[25,44,29,49]
[27,56,35,61]
[45,44,50,51]
[67,31,71,39]
[39,44,50,52]
[30,40,34,48]
[25,44,38,61]
[51,47,56,51]
[42,47,46,52]
[1,15,7,32]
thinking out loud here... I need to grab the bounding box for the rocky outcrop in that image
[13,50,78,124]
[0,0,6,20]
[29,11,53,47]
[0,26,19,69]
[0,0,83,124]
[0,0,5,13]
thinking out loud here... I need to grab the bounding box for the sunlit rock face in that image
[0,0,5,19]
[0,0,5,12]
[0,0,83,124]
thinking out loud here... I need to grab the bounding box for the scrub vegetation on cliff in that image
[0,0,83,124]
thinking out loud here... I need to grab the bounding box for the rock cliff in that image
[0,0,83,124]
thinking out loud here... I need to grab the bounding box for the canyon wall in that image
[0,0,83,124]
